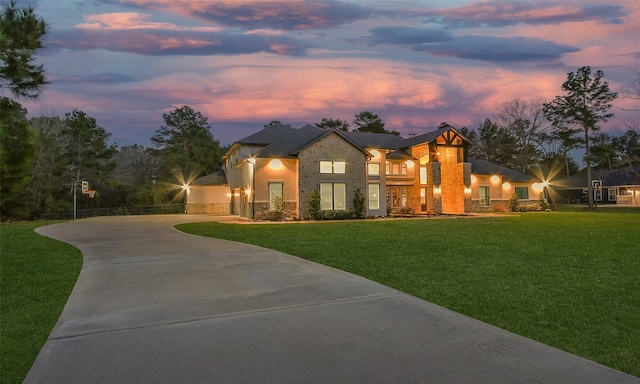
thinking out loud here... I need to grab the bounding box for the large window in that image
[320,183,346,210]
[479,186,490,206]
[386,162,408,176]
[387,186,408,208]
[368,184,380,210]
[268,182,283,211]
[320,161,345,174]
[515,186,529,199]
[420,166,427,184]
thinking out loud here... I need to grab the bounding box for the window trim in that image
[368,183,380,210]
[268,182,283,211]
[515,186,529,200]
[320,182,347,210]
[479,186,490,207]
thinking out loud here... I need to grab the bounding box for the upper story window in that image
[368,163,380,176]
[386,162,407,176]
[320,161,346,174]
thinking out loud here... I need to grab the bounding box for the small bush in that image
[307,189,321,220]
[491,202,509,212]
[538,192,549,210]
[508,194,519,212]
[353,188,365,219]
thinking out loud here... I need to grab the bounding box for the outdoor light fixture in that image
[269,159,283,170]
[181,184,190,191]
[532,183,544,192]
[491,175,500,184]
[226,192,232,199]
[470,175,477,183]
[503,182,511,189]
[464,187,472,195]
[433,185,442,197]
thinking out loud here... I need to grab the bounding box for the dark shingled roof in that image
[191,169,228,186]
[469,158,538,183]
[343,131,407,150]
[257,125,370,158]
[556,164,640,188]
[236,124,296,145]
[256,125,326,158]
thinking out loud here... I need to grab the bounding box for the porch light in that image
[532,183,544,192]
[433,185,442,197]
[269,159,283,170]
[226,192,232,199]
[503,182,511,189]
[405,160,414,167]
[470,175,477,183]
[464,187,472,195]
[491,175,500,184]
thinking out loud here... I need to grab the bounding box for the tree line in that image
[2,1,639,220]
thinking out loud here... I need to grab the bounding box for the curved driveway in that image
[25,215,638,383]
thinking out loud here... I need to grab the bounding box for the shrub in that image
[307,189,321,220]
[491,202,509,212]
[353,188,365,219]
[508,194,520,212]
[538,192,549,210]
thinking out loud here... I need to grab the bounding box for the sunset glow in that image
[16,0,640,146]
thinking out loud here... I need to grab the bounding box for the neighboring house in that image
[468,158,543,211]
[187,123,542,218]
[553,164,640,206]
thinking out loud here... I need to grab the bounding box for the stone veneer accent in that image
[297,133,367,218]
[186,203,229,214]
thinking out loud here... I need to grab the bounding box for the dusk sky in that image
[17,0,640,147]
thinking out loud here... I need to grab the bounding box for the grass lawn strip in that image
[0,222,82,384]
[177,211,640,377]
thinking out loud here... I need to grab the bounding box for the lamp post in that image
[182,184,190,214]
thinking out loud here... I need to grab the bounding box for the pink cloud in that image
[77,12,222,32]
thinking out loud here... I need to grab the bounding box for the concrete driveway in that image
[25,215,638,383]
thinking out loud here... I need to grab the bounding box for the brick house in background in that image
[187,123,542,218]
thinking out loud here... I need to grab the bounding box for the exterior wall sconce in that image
[491,175,500,184]
[470,175,477,183]
[503,182,511,189]
[181,184,190,191]
[269,159,283,170]
[433,185,442,197]
[226,192,232,199]
[464,187,472,196]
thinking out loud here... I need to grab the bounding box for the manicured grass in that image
[0,222,82,384]
[178,211,640,377]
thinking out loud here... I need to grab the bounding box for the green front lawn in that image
[0,222,82,384]
[178,211,640,377]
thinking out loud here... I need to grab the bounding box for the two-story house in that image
[186,123,541,218]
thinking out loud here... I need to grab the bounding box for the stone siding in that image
[187,203,229,214]
[297,133,367,218]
